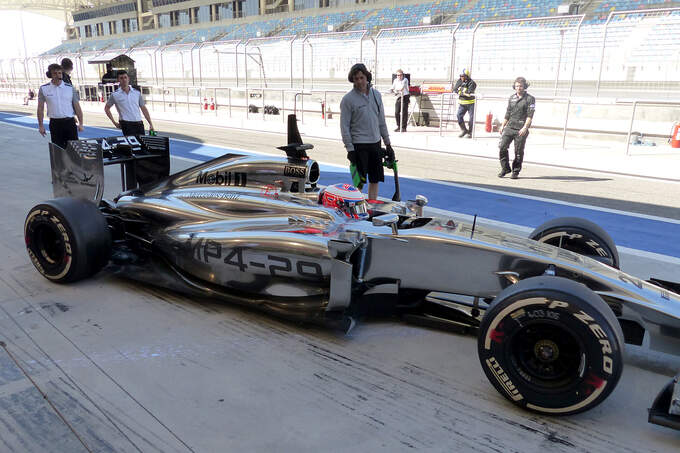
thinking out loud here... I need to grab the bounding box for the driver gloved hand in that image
[347,151,357,164]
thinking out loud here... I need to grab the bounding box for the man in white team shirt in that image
[37,63,84,149]
[390,69,410,132]
[104,70,155,136]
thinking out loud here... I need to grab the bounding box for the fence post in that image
[568,17,584,97]
[324,90,327,127]
[469,22,481,75]
[554,29,565,96]
[625,101,638,156]
[595,13,613,97]
[562,98,571,150]
[439,93,444,137]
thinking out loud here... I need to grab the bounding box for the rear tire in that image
[478,276,624,416]
[529,217,619,269]
[25,198,111,283]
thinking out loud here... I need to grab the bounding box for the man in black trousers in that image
[37,63,84,149]
[104,70,155,136]
[498,76,535,179]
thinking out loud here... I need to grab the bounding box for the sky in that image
[0,10,65,59]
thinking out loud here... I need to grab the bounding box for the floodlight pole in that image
[19,12,29,83]
[568,16,584,97]
[290,36,296,88]
[595,12,614,97]
[235,41,243,87]
[469,22,481,74]
[555,29,565,95]
[301,34,309,90]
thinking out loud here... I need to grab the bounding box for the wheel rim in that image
[509,321,585,390]
[538,230,615,267]
[31,222,67,269]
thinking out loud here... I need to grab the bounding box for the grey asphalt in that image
[0,114,679,452]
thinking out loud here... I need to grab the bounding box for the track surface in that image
[0,110,679,452]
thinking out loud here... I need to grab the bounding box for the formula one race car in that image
[25,116,680,428]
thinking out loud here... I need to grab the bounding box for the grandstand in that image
[40,0,680,57]
[2,0,680,96]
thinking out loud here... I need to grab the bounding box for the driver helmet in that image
[321,183,368,220]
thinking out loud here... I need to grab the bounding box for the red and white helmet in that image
[321,183,368,219]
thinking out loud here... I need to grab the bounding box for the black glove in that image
[347,151,357,164]
[384,144,395,163]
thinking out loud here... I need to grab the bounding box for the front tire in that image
[24,198,111,283]
[529,217,619,269]
[478,276,624,416]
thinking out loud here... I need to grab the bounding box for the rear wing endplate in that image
[50,135,170,204]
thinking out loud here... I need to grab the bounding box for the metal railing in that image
[3,81,679,155]
[430,91,680,151]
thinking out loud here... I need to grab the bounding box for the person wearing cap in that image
[390,69,410,132]
[104,70,155,136]
[37,63,84,149]
[340,63,393,201]
[453,69,477,138]
[60,58,74,86]
[498,76,535,180]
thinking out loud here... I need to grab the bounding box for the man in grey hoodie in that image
[340,63,394,201]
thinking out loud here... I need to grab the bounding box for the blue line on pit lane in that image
[2,111,678,258]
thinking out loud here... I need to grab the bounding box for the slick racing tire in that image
[478,276,624,416]
[529,217,620,269]
[24,198,111,283]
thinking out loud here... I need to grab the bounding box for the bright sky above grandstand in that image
[0,11,64,59]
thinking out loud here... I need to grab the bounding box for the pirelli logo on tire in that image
[486,357,523,401]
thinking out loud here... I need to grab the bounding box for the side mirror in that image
[372,213,399,235]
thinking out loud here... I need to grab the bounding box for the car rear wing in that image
[49,135,170,204]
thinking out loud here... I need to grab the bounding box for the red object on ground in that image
[485,112,493,133]
[671,122,680,148]
[203,98,208,110]
[210,98,215,110]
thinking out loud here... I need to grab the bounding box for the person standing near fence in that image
[104,70,155,136]
[340,63,393,201]
[453,69,476,138]
[498,76,535,179]
[390,69,410,132]
[37,63,84,149]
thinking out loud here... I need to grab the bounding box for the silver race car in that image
[25,116,680,428]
